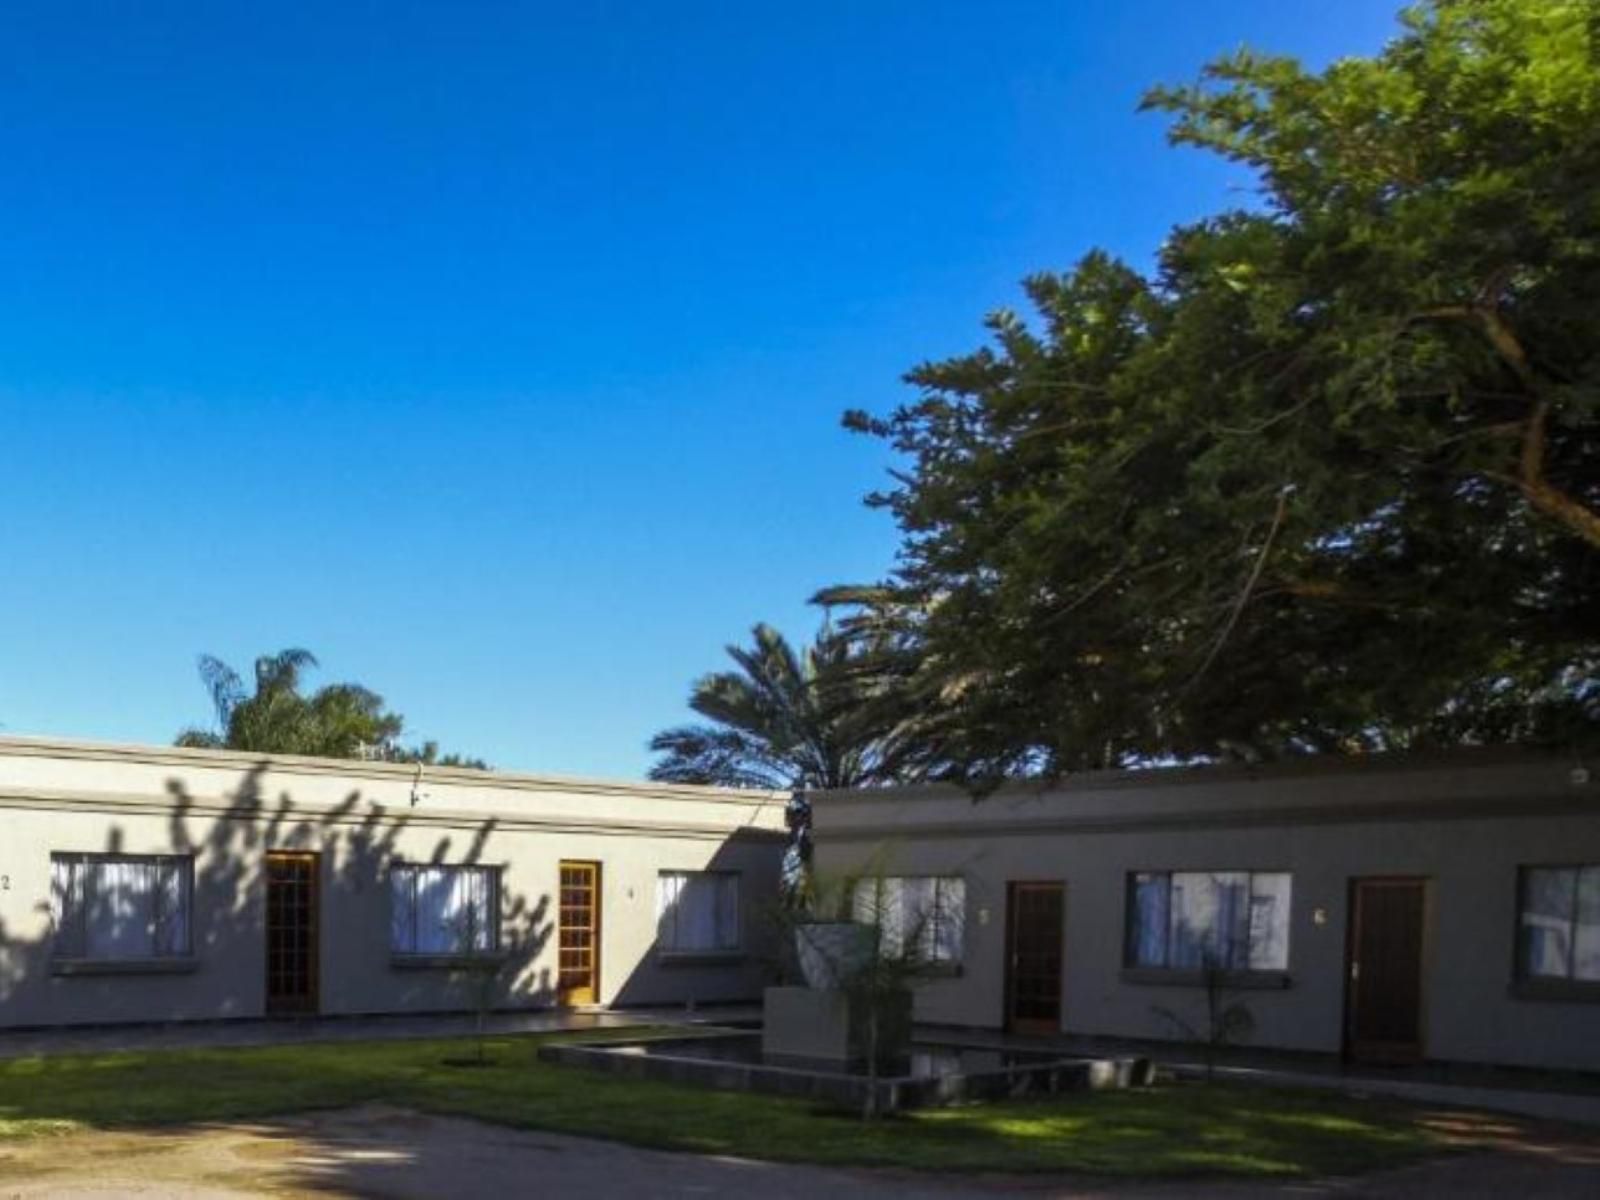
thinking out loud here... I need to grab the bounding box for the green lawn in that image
[0,1030,1468,1178]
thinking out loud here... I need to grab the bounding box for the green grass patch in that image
[0,1030,1461,1178]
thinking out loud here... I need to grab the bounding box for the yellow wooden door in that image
[558,861,601,1005]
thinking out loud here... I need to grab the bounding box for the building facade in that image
[0,737,787,1028]
[812,752,1600,1073]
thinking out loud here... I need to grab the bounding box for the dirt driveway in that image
[1,1104,1598,1198]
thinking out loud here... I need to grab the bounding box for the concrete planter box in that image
[538,1032,1153,1113]
[762,985,913,1068]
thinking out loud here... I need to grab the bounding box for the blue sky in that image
[0,2,1400,779]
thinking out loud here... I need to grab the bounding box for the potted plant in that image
[771,865,946,1118]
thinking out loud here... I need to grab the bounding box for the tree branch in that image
[1509,401,1600,549]
[1413,303,1536,391]
[1180,486,1292,698]
[1412,303,1600,548]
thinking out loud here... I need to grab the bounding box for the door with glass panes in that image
[265,851,319,1015]
[558,861,601,1005]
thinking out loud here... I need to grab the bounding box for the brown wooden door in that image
[265,852,319,1015]
[1005,882,1064,1035]
[1346,878,1427,1063]
[558,861,601,1006]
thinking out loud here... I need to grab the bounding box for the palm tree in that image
[175,648,404,760]
[648,623,915,790]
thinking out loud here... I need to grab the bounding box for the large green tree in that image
[833,0,1600,780]
[648,623,923,790]
[175,648,486,767]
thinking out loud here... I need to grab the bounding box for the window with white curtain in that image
[851,876,966,965]
[390,864,501,956]
[656,872,740,954]
[1126,871,1291,972]
[51,854,193,961]
[1518,865,1600,983]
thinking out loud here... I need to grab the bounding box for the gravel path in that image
[1,1104,1597,1198]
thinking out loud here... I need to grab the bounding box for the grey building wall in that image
[0,737,787,1028]
[812,752,1600,1073]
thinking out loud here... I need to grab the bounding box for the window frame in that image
[851,875,968,970]
[388,861,504,965]
[49,852,197,972]
[1512,863,1600,1003]
[1121,868,1293,987]
[655,870,742,960]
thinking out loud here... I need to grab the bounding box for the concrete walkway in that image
[927,1026,1600,1129]
[0,1005,756,1060]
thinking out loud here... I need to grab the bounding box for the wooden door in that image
[1346,878,1427,1063]
[1005,882,1064,1035]
[265,851,319,1015]
[558,861,601,1006]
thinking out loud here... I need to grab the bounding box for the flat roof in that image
[0,733,791,807]
[809,744,1581,805]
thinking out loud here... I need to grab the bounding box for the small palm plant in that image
[779,864,946,1120]
[448,892,503,1066]
[1150,944,1257,1082]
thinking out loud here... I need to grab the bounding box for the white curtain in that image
[392,865,497,954]
[854,878,906,955]
[678,877,719,949]
[900,878,938,958]
[1578,867,1600,982]
[656,873,684,948]
[851,877,964,963]
[391,869,417,952]
[715,872,739,950]
[1521,867,1576,979]
[1168,874,1205,967]
[152,859,191,956]
[657,873,738,952]
[1246,873,1292,970]
[50,857,84,958]
[1165,871,1287,971]
[1169,873,1245,968]
[1129,873,1169,967]
[927,878,965,963]
[89,861,151,958]
[51,856,191,960]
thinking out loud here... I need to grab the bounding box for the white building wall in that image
[813,753,1600,1072]
[0,737,787,1027]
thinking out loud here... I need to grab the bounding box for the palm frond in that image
[255,648,318,697]
[649,619,935,791]
[196,654,245,730]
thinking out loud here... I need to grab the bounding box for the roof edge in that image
[0,734,791,807]
[809,745,1584,804]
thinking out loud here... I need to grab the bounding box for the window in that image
[1126,871,1291,972]
[657,872,740,954]
[390,864,500,956]
[852,876,966,965]
[1518,865,1600,984]
[51,854,193,961]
